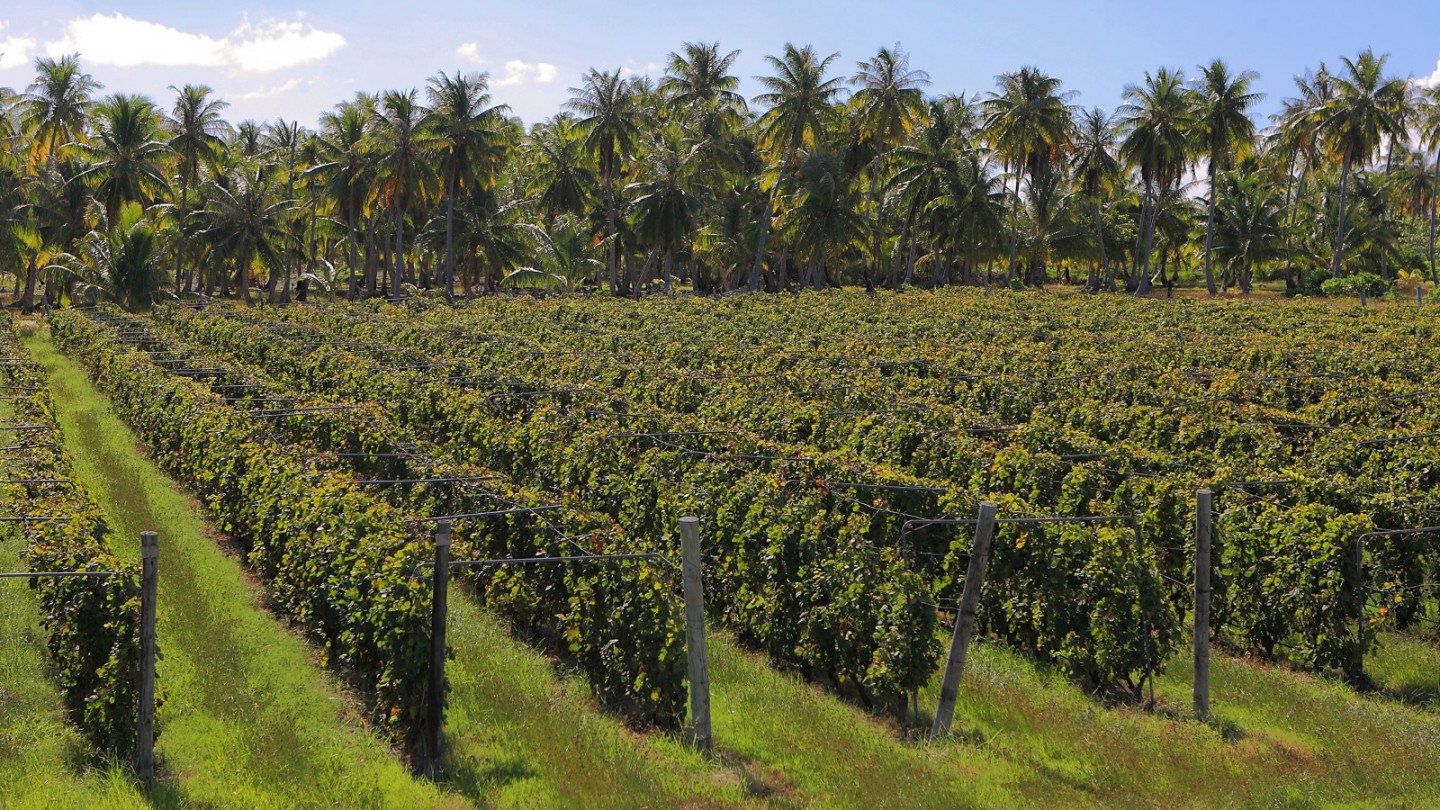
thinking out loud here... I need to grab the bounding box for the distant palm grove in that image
[1,42,1436,308]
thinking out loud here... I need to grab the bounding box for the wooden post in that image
[425,520,452,777]
[680,516,712,754]
[1193,490,1212,722]
[135,531,157,783]
[931,501,996,739]
[1419,286,1425,307]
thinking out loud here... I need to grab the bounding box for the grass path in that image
[27,330,461,809]
[0,507,146,809]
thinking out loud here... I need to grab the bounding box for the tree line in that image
[0,43,1436,309]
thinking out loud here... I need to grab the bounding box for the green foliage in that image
[0,314,147,753]
[1320,271,1390,298]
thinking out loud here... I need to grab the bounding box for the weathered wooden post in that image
[425,520,452,777]
[1193,490,1212,722]
[1419,286,1425,308]
[931,501,997,739]
[680,516,712,754]
[135,531,157,783]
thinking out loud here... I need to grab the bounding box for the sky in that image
[2,1,1440,129]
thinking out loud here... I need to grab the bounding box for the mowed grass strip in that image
[32,327,754,809]
[0,514,146,809]
[913,633,1440,809]
[27,330,461,809]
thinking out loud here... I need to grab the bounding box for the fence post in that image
[425,520,452,777]
[931,501,996,739]
[680,516,712,754]
[1419,286,1425,308]
[1193,490,1212,722]
[135,531,157,783]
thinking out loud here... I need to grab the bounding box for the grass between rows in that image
[0,443,145,809]
[27,320,1440,809]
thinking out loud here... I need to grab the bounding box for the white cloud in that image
[620,61,662,79]
[1417,57,1440,89]
[457,43,480,63]
[240,78,302,100]
[0,22,36,70]
[229,19,345,72]
[495,59,558,87]
[43,13,344,72]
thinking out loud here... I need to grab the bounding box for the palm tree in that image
[426,70,510,297]
[526,117,597,228]
[1071,107,1121,290]
[659,42,747,117]
[313,98,374,298]
[265,119,305,303]
[889,97,967,284]
[1318,49,1409,277]
[1194,60,1261,294]
[750,44,846,291]
[19,54,101,166]
[194,165,292,305]
[851,44,929,288]
[567,69,643,294]
[369,89,436,299]
[1417,86,1440,283]
[167,84,229,293]
[627,132,702,292]
[72,94,170,227]
[61,201,170,311]
[1274,64,1334,286]
[1118,67,1194,293]
[982,67,1074,285]
[1211,166,1283,293]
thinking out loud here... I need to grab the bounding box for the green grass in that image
[26,330,461,809]
[31,321,1440,808]
[0,533,149,810]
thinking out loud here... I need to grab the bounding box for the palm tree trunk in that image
[1332,148,1353,278]
[605,175,619,295]
[1137,183,1156,295]
[20,258,37,312]
[865,167,881,292]
[663,249,673,292]
[1005,169,1022,285]
[444,175,457,297]
[749,165,788,293]
[364,218,378,296]
[1430,155,1439,285]
[239,248,254,306]
[1203,165,1219,295]
[347,221,360,301]
[175,171,189,293]
[393,203,405,300]
[1093,197,1113,292]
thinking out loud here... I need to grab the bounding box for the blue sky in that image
[2,1,1439,129]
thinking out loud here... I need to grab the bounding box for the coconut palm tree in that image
[749,44,846,291]
[851,44,929,288]
[628,132,702,292]
[72,94,170,227]
[1118,67,1195,293]
[659,42,747,117]
[567,69,643,294]
[1318,49,1409,277]
[1071,107,1121,290]
[1273,64,1334,286]
[195,165,292,305]
[61,201,171,310]
[19,54,101,166]
[982,67,1075,285]
[1194,60,1262,295]
[1413,86,1440,283]
[167,84,229,292]
[426,70,510,296]
[526,116,597,229]
[313,98,374,298]
[1211,165,1283,293]
[265,118,304,302]
[369,88,437,299]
